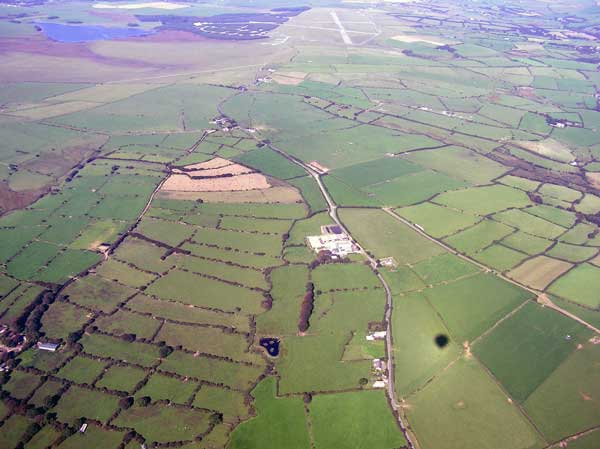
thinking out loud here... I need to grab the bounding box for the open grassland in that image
[472,244,529,272]
[229,377,311,449]
[339,208,445,264]
[54,386,119,424]
[392,292,462,397]
[146,269,264,314]
[407,358,545,449]
[473,302,592,402]
[397,202,481,238]
[424,273,533,343]
[114,404,211,443]
[444,219,514,256]
[256,264,308,336]
[310,390,406,449]
[434,185,531,216]
[524,343,600,443]
[278,334,372,394]
[548,263,600,308]
[411,253,480,285]
[312,262,380,292]
[2,3,600,448]
[508,256,573,290]
[158,350,263,390]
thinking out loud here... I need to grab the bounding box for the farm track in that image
[382,208,600,335]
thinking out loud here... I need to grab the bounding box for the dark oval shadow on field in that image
[434,334,450,348]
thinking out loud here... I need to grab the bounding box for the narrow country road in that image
[382,208,600,335]
[267,144,416,449]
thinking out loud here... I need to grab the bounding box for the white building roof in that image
[37,342,59,352]
[306,233,358,256]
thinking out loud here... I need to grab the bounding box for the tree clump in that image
[298,282,315,333]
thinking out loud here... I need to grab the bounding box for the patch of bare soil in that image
[271,72,307,85]
[586,172,600,189]
[163,173,271,191]
[463,341,472,359]
[184,157,232,170]
[157,185,302,203]
[517,86,538,99]
[173,164,252,177]
[162,158,271,192]
[0,181,47,215]
[23,142,101,177]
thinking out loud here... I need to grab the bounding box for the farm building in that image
[372,358,384,371]
[306,232,359,257]
[366,331,387,341]
[37,342,59,352]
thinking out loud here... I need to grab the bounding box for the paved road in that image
[268,145,416,449]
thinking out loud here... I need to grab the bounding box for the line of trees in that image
[298,282,315,333]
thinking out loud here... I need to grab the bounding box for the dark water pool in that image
[259,337,280,357]
[36,22,153,43]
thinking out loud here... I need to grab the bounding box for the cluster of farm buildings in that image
[306,225,359,257]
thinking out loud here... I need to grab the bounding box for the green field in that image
[310,390,406,449]
[524,343,600,442]
[548,263,600,308]
[407,358,544,449]
[229,377,310,449]
[339,208,445,264]
[473,302,592,402]
[1,2,600,448]
[424,274,532,342]
[392,292,462,397]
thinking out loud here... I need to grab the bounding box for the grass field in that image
[277,334,372,394]
[339,208,445,264]
[524,343,600,442]
[397,202,481,238]
[434,185,531,216]
[114,403,210,443]
[444,220,514,255]
[411,253,480,285]
[424,274,532,342]
[407,358,544,449]
[473,302,592,402]
[229,377,310,449]
[1,3,600,448]
[548,263,600,308]
[146,269,264,314]
[310,390,406,449]
[54,386,119,424]
[392,292,462,397]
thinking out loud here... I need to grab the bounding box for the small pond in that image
[259,337,280,357]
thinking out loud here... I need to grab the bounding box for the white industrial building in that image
[306,233,359,257]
